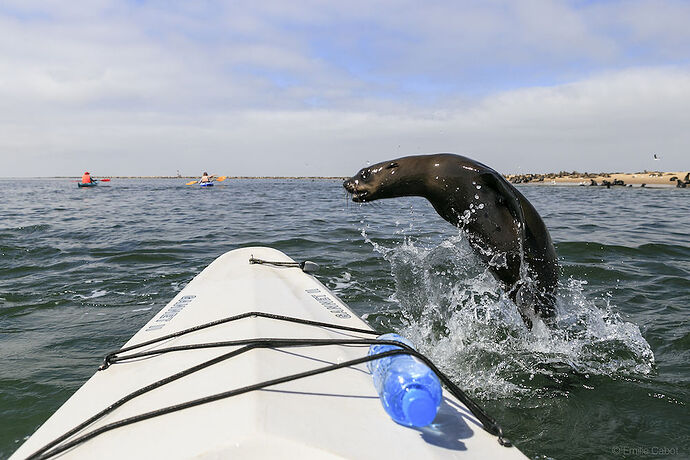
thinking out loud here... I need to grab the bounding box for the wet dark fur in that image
[344,153,559,326]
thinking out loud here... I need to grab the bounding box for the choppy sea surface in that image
[1,178,688,459]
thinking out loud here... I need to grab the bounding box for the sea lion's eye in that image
[360,170,369,180]
[386,162,399,169]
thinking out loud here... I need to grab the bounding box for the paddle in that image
[71,178,109,182]
[186,175,227,185]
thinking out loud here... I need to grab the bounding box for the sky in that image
[0,0,689,177]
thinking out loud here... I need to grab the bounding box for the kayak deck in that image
[11,247,526,459]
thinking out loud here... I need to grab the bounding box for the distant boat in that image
[77,182,97,188]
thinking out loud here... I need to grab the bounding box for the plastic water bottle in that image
[368,333,442,427]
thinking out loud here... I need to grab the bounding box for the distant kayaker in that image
[81,172,95,184]
[199,172,214,183]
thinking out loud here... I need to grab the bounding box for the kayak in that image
[77,182,97,188]
[10,247,527,459]
[199,182,214,187]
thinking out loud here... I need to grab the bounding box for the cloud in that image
[0,1,688,176]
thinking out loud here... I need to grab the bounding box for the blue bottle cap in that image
[402,388,437,427]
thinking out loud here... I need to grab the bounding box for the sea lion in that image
[343,153,559,325]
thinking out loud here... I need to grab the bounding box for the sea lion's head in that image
[343,160,401,202]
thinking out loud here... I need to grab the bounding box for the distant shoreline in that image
[1,176,350,180]
[2,171,688,187]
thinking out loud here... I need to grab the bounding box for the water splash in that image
[360,229,655,399]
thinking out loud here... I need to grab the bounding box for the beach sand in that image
[504,171,689,187]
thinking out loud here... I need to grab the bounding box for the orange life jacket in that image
[81,173,91,184]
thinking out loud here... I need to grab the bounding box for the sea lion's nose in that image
[343,178,356,192]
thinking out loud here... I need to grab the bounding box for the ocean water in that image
[0,178,688,459]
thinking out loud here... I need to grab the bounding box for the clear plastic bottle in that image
[368,333,442,427]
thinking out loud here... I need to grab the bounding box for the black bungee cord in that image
[24,257,513,458]
[26,311,512,459]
